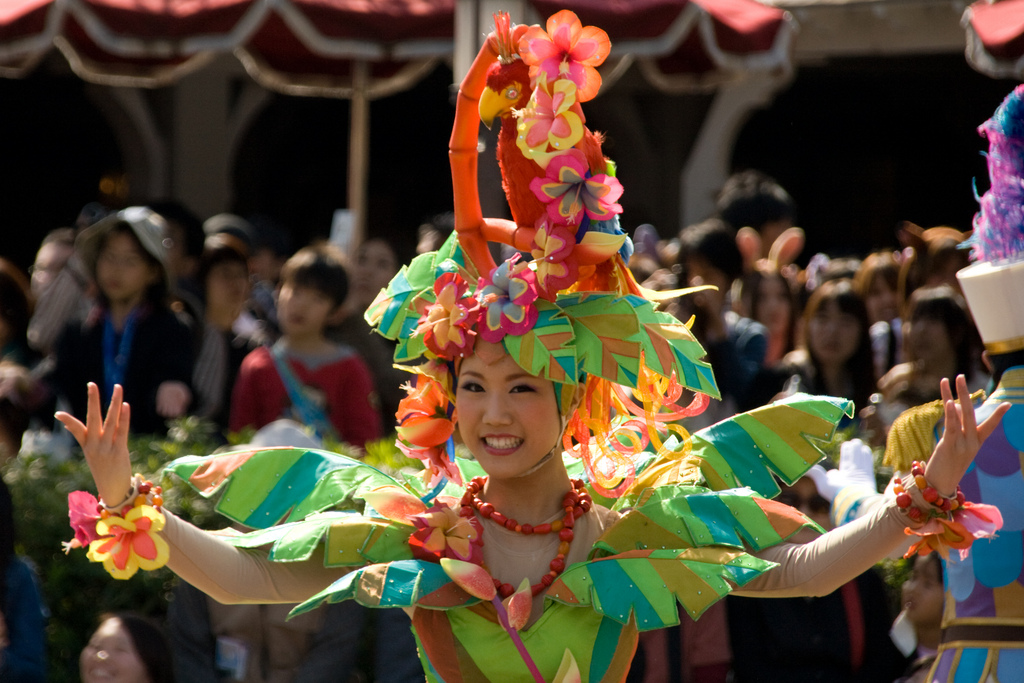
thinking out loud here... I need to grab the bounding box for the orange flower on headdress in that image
[87,505,170,580]
[518,10,610,102]
[396,376,462,486]
[416,272,480,358]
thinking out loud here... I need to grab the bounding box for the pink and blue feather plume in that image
[972,84,1024,264]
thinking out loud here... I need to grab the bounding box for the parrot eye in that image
[506,88,518,100]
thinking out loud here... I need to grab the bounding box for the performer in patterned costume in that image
[58,11,1008,683]
[880,84,1024,683]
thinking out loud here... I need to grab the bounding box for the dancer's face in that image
[455,341,564,481]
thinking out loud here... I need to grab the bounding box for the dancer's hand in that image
[56,383,134,506]
[925,375,1009,496]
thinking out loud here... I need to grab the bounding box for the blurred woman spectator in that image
[0,477,47,682]
[754,279,875,417]
[854,251,903,380]
[49,208,194,435]
[191,234,259,432]
[897,223,971,296]
[734,265,797,366]
[329,237,407,428]
[80,613,173,683]
[871,286,984,440]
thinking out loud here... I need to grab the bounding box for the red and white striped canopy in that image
[0,0,796,96]
[964,0,1024,80]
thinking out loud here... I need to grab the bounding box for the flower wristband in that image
[99,474,165,514]
[66,475,169,579]
[891,464,1002,559]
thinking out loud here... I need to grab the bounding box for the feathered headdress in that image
[368,11,716,497]
[971,84,1024,263]
[958,84,1024,353]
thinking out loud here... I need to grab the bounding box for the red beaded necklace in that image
[459,476,593,597]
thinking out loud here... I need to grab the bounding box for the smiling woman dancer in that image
[59,10,1008,683]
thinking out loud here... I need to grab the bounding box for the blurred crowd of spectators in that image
[0,169,978,681]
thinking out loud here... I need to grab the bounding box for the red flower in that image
[416,272,480,358]
[518,10,611,103]
[397,377,455,449]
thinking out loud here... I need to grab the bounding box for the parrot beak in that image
[479,86,505,130]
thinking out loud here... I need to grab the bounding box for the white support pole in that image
[87,85,169,200]
[349,59,370,246]
[453,0,478,86]
[680,75,790,230]
[172,64,232,217]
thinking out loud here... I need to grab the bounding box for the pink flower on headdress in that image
[517,78,583,167]
[66,490,102,551]
[409,499,483,564]
[531,221,579,300]
[478,256,540,343]
[416,272,480,358]
[396,376,462,487]
[518,10,610,102]
[530,149,623,226]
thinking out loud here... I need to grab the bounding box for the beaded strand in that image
[459,476,592,597]
[893,460,964,522]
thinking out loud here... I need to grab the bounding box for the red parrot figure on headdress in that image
[478,12,612,230]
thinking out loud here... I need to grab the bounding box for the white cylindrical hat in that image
[958,259,1024,353]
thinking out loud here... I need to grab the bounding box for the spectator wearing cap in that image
[203,213,254,249]
[48,208,195,435]
[204,213,290,342]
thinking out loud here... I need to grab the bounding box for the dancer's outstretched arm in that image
[738,375,1009,597]
[57,383,345,604]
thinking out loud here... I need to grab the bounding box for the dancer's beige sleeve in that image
[734,496,909,597]
[163,511,348,605]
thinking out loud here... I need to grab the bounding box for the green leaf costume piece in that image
[163,393,847,630]
[363,233,720,399]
